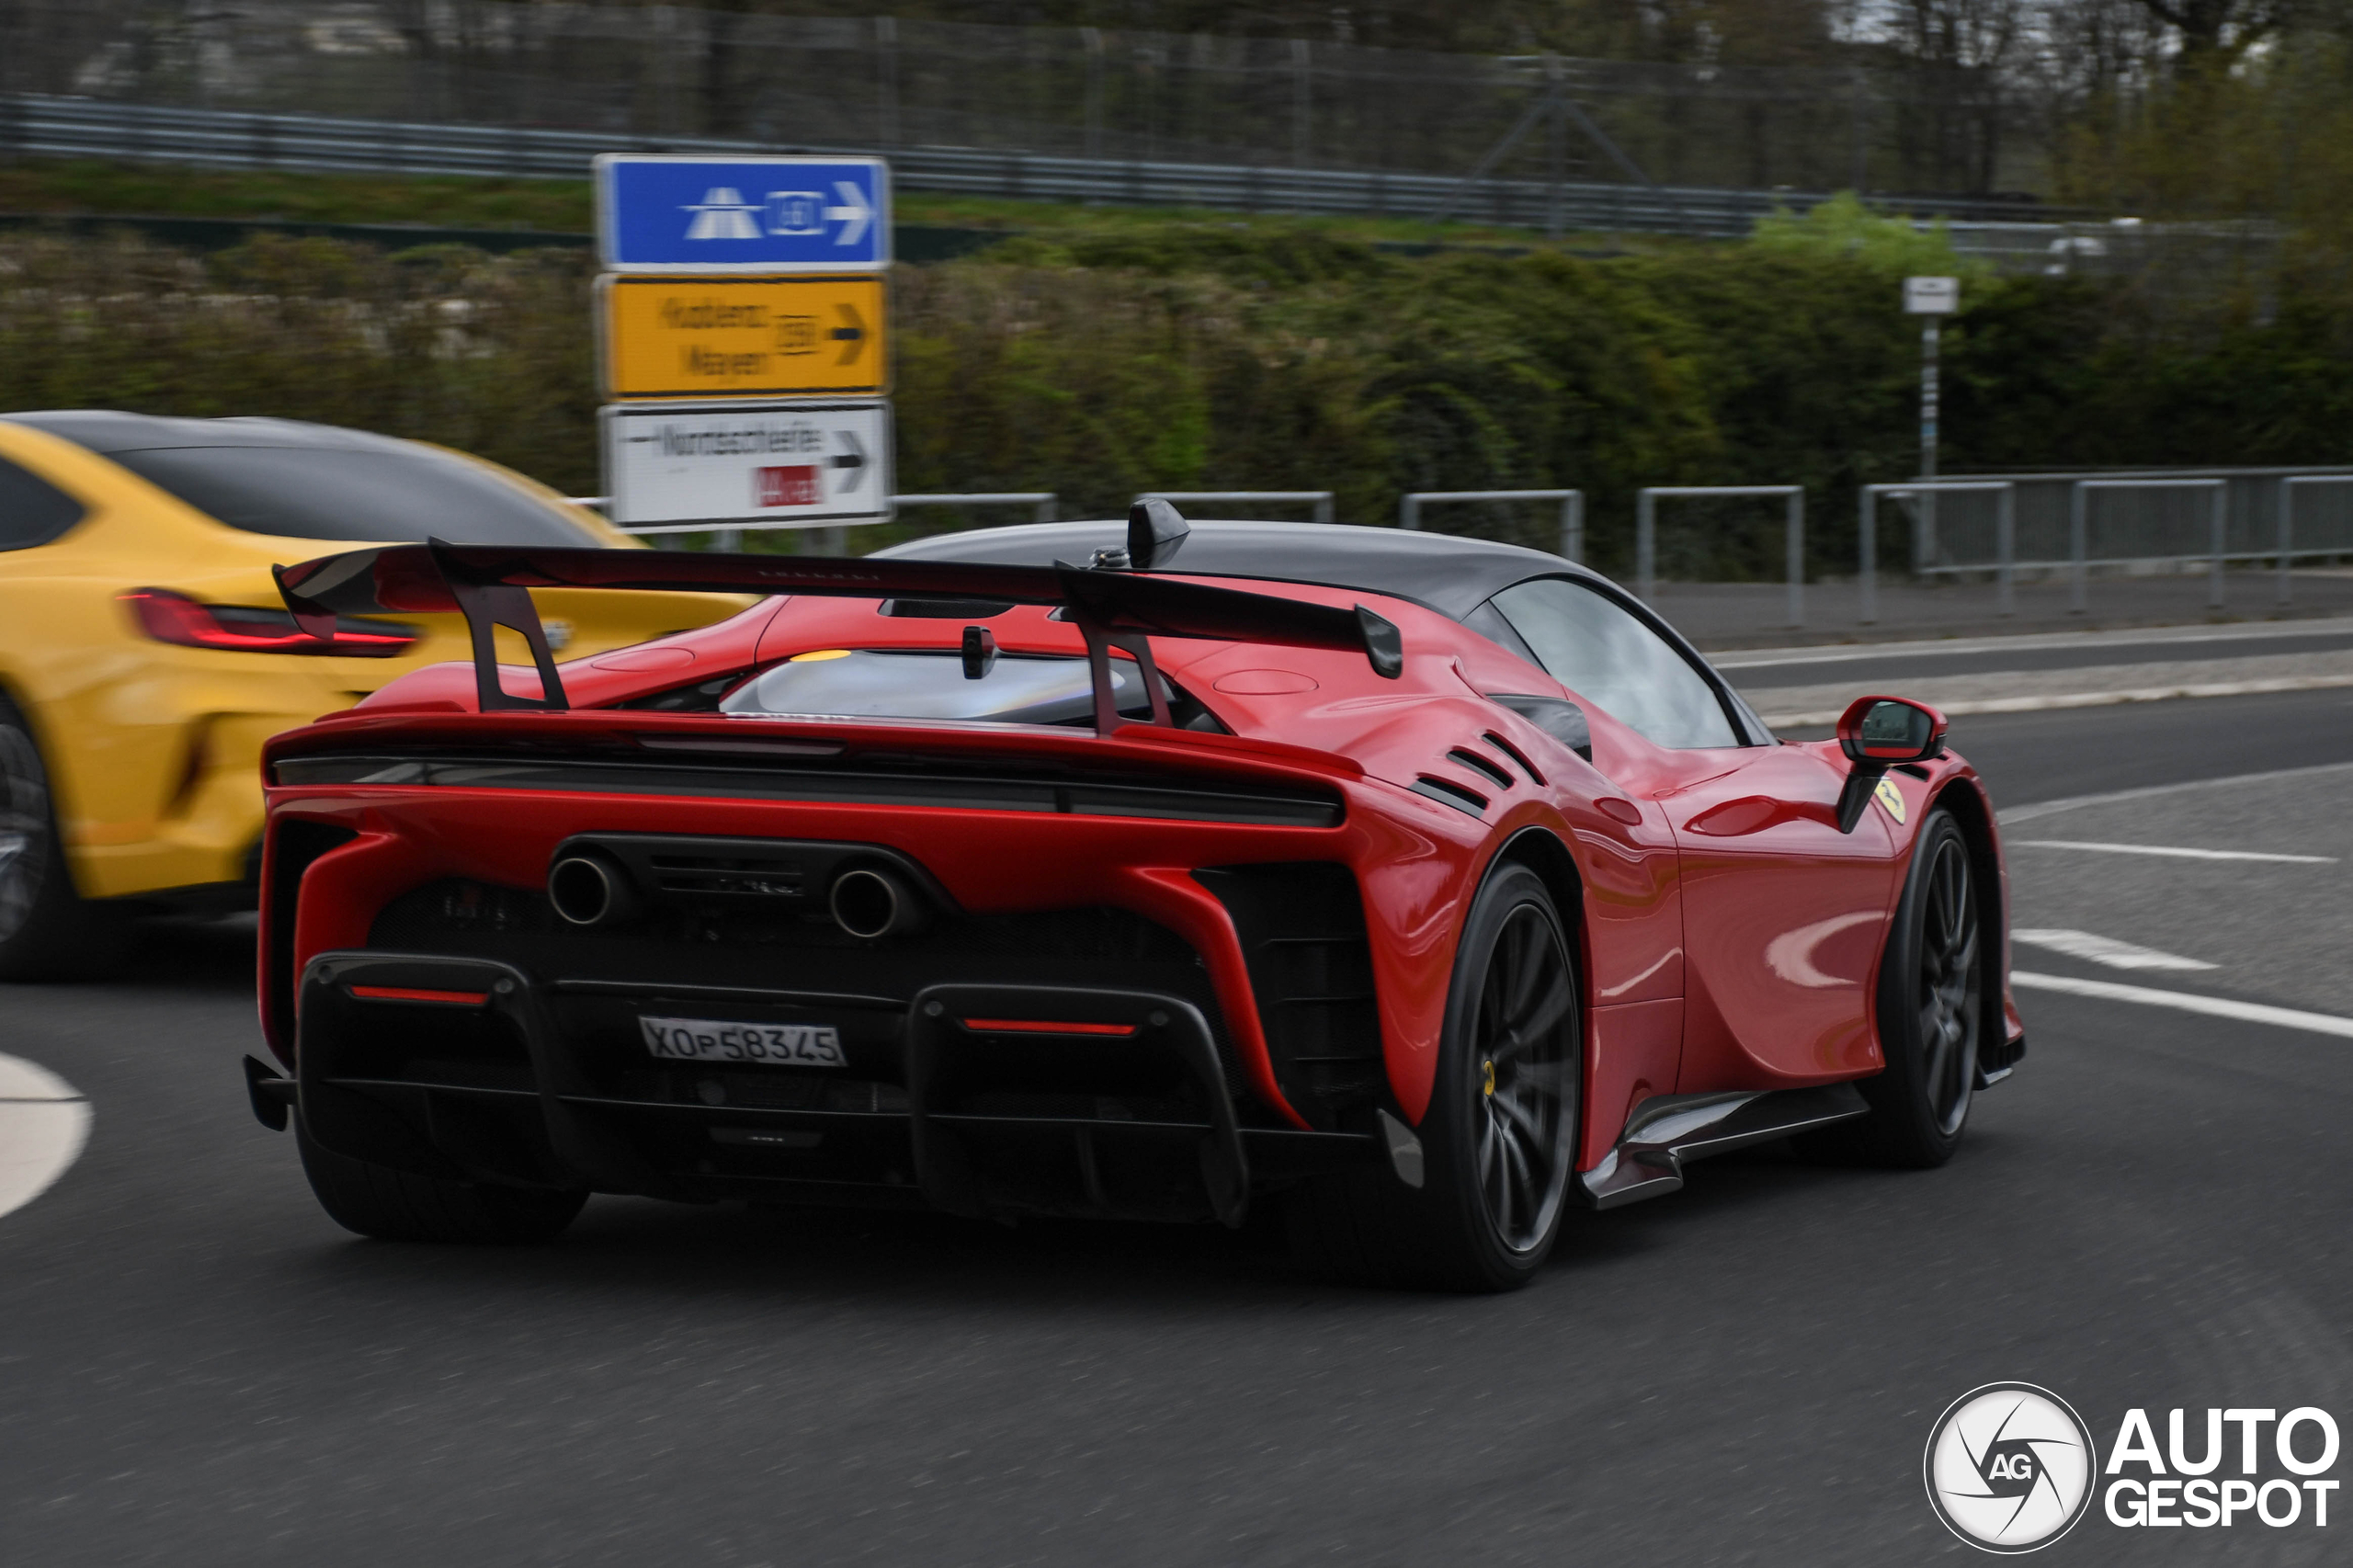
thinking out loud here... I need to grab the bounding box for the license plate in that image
[639,1016,846,1067]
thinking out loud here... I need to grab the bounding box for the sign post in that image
[1904,275,1958,577]
[594,155,894,549]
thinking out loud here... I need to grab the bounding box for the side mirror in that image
[1833,696,1947,833]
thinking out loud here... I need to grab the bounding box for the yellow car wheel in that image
[0,698,126,982]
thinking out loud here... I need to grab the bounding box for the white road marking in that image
[2014,971,2353,1040]
[1997,760,2353,826]
[0,1053,91,1221]
[2015,839,2337,864]
[1759,673,2353,729]
[2013,928,2218,971]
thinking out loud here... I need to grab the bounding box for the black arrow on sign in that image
[832,304,866,366]
[832,430,867,494]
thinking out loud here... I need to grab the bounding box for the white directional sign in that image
[1904,276,1960,314]
[601,401,893,529]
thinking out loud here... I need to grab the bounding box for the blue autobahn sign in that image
[596,155,891,272]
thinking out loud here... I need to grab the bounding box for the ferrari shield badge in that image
[1873,776,1907,824]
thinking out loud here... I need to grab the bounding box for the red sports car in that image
[243,506,2023,1290]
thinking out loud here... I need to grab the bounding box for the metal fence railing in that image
[1859,482,2016,622]
[0,5,2099,207]
[2066,478,2226,612]
[1874,465,2353,613]
[0,91,2103,255]
[586,492,1056,551]
[1136,491,1336,524]
[2278,475,2353,604]
[1400,490,1585,563]
[1637,485,1806,626]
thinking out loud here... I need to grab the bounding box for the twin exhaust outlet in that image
[545,854,926,939]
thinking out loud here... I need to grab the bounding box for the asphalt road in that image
[6,687,2353,1566]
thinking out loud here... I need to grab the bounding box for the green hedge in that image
[5,208,2350,578]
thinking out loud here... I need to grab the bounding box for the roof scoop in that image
[1127,498,1189,570]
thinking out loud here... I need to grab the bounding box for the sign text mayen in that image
[599,275,888,400]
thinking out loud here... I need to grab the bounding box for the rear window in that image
[0,456,85,551]
[108,446,601,546]
[722,649,1157,728]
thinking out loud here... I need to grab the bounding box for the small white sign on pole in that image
[1904,276,1960,314]
[601,401,894,529]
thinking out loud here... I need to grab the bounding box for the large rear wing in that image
[274,532,1404,733]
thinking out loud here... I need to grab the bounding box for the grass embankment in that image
[1,187,2346,575]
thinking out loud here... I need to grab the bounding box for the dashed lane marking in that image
[2013,971,2353,1040]
[1997,761,2353,826]
[2014,928,2218,971]
[0,1053,92,1221]
[2015,839,2337,864]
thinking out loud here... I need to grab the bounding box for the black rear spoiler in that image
[274,535,1404,732]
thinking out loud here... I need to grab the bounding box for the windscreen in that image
[108,446,603,546]
[722,649,1155,727]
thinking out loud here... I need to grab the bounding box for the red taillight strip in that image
[349,985,490,1006]
[961,1017,1138,1037]
[120,587,418,656]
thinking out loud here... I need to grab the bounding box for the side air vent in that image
[1446,746,1515,791]
[1192,863,1381,1131]
[1481,731,1544,787]
[1409,776,1488,816]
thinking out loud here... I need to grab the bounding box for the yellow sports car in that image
[0,411,744,979]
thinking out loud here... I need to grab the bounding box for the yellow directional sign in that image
[598,274,887,400]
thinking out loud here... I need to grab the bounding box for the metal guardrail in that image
[2068,478,2226,613]
[892,493,1059,524]
[1859,482,2016,623]
[0,93,2087,250]
[1637,485,1806,627]
[1401,489,1584,563]
[580,493,1058,550]
[2278,475,2353,605]
[1137,491,1336,524]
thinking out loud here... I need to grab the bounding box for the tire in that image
[1288,860,1582,1292]
[297,1119,587,1244]
[0,697,127,983]
[1806,807,1982,1168]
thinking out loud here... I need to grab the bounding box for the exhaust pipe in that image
[829,867,926,940]
[548,853,640,928]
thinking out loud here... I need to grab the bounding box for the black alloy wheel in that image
[1805,807,1982,1167]
[0,717,45,946]
[1915,825,1981,1141]
[1470,897,1579,1255]
[0,698,123,982]
[1286,858,1582,1291]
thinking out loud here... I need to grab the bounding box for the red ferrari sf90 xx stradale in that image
[243,506,2024,1290]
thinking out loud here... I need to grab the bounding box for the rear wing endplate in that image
[274,534,1403,732]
